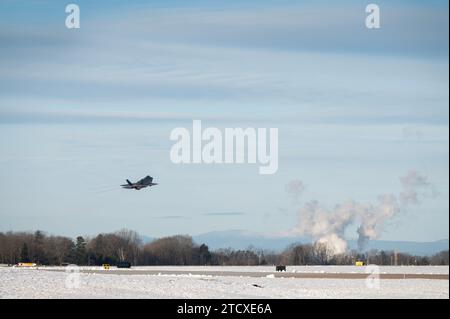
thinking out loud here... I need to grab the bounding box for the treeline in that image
[0,230,448,266]
[274,243,449,266]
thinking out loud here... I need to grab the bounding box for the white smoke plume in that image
[356,193,400,252]
[399,170,429,206]
[285,180,306,204]
[290,171,431,254]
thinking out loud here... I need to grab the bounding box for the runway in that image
[41,268,449,280]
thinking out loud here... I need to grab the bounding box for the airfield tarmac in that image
[40,266,449,280]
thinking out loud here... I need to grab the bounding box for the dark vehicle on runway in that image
[117,261,132,268]
[276,265,286,272]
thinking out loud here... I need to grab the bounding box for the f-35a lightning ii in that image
[121,176,158,190]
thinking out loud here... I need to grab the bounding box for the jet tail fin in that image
[126,179,132,186]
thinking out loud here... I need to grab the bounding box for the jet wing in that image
[139,176,153,185]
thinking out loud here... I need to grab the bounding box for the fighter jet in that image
[121,176,158,190]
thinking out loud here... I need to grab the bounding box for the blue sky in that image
[0,0,448,242]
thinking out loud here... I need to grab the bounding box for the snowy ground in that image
[0,266,448,299]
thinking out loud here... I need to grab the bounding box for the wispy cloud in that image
[0,108,226,124]
[155,215,188,219]
[202,212,245,216]
[0,1,448,126]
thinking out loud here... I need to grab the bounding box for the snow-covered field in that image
[0,266,448,299]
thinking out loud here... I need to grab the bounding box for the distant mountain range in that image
[143,230,449,256]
